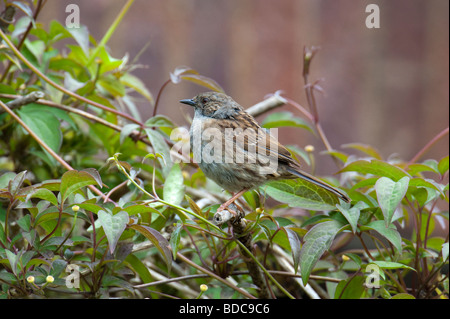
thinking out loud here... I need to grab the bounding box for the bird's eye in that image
[201,97,209,104]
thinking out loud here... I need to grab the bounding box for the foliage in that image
[0,1,448,299]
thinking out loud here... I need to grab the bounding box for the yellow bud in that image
[305,145,315,153]
[342,254,350,261]
[255,207,263,214]
[200,284,208,292]
[72,205,80,212]
[46,275,54,283]
[27,276,35,283]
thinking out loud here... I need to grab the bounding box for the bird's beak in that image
[179,99,196,107]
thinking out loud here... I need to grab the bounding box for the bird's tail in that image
[287,168,350,203]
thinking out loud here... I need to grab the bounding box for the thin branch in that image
[152,79,171,117]
[245,92,287,118]
[4,91,44,109]
[407,127,449,167]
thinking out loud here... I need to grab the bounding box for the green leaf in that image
[300,220,345,285]
[438,156,449,176]
[362,220,402,252]
[342,143,382,160]
[8,170,27,195]
[17,214,31,232]
[169,222,183,259]
[0,172,16,189]
[170,66,224,93]
[375,176,409,226]
[17,107,62,162]
[66,25,90,56]
[98,74,126,97]
[407,163,439,176]
[339,159,409,181]
[320,150,349,164]
[182,74,225,92]
[120,123,140,145]
[5,250,19,276]
[98,210,129,254]
[261,112,314,133]
[442,242,449,262]
[370,261,415,272]
[163,164,185,206]
[336,201,367,233]
[145,115,174,128]
[282,227,301,274]
[334,275,365,299]
[390,293,415,299]
[145,128,173,176]
[60,169,102,204]
[120,73,154,103]
[125,253,152,283]
[28,188,59,206]
[0,223,6,247]
[129,224,172,270]
[263,179,340,211]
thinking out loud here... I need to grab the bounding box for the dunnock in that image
[180,92,350,212]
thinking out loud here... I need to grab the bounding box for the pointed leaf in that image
[342,143,382,160]
[442,242,449,262]
[60,170,101,203]
[28,188,59,206]
[180,74,224,93]
[145,128,173,176]
[169,222,183,259]
[375,176,409,226]
[438,156,449,176]
[17,107,62,158]
[170,66,199,84]
[5,250,19,276]
[98,210,129,254]
[300,220,344,285]
[339,159,409,181]
[337,201,367,233]
[362,220,402,252]
[120,73,154,103]
[282,227,301,274]
[163,164,185,206]
[263,179,340,211]
[129,224,172,270]
[334,275,365,299]
[370,261,415,272]
[262,111,314,134]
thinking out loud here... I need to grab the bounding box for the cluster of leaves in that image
[0,1,448,299]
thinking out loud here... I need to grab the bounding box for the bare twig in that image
[407,127,449,167]
[2,91,44,110]
[246,92,287,118]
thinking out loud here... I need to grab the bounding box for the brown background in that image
[39,0,449,175]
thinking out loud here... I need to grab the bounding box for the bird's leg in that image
[217,188,248,213]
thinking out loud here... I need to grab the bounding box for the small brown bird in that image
[180,92,350,212]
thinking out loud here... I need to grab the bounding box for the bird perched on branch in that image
[180,92,349,213]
